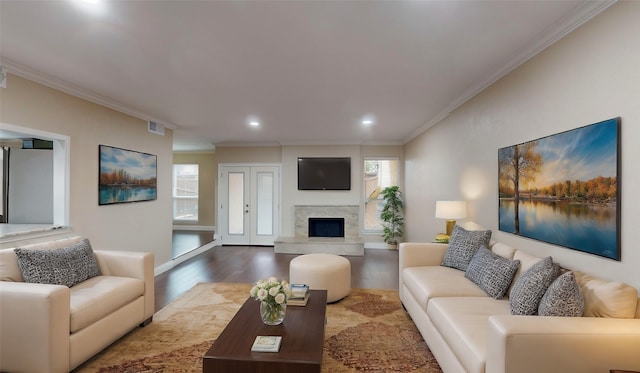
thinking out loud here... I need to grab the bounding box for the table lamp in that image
[435,201,467,237]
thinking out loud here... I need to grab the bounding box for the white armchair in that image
[0,236,154,373]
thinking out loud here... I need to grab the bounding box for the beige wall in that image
[173,152,217,227]
[215,146,282,164]
[404,1,640,290]
[0,75,174,266]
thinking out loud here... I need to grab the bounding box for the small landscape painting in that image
[99,145,157,205]
[498,118,620,260]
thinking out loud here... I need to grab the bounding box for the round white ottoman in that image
[289,253,351,303]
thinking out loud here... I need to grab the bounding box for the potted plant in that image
[380,186,404,247]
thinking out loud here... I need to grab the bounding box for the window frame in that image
[362,157,400,234]
[0,123,70,238]
[172,163,199,221]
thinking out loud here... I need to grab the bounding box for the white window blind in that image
[173,164,199,221]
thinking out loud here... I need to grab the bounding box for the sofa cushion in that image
[428,297,511,373]
[573,271,638,318]
[403,266,488,311]
[70,275,145,333]
[538,271,584,317]
[0,248,23,282]
[441,225,492,271]
[509,256,561,315]
[14,239,102,288]
[465,246,520,299]
[490,242,516,260]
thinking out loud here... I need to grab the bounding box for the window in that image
[173,164,199,221]
[363,158,400,232]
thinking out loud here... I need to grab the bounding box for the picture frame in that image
[498,118,621,260]
[99,145,157,205]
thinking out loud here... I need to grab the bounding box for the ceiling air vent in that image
[148,121,165,136]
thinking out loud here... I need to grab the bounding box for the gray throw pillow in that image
[509,256,561,315]
[441,225,492,271]
[15,239,101,288]
[465,245,520,299]
[538,271,584,317]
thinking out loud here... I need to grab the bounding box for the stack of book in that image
[288,284,310,306]
[434,233,450,244]
[251,336,282,352]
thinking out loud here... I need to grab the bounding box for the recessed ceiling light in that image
[361,114,376,126]
[70,0,106,15]
[361,115,376,126]
[247,115,261,128]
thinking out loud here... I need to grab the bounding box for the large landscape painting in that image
[498,118,620,260]
[99,145,157,205]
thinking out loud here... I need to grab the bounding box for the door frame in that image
[217,163,281,245]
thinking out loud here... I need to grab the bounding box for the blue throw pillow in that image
[509,256,561,315]
[15,239,101,288]
[441,225,492,271]
[465,245,520,299]
[538,271,584,317]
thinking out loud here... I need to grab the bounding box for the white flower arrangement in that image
[250,277,291,306]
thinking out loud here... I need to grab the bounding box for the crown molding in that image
[0,57,178,130]
[404,0,618,143]
[277,140,403,147]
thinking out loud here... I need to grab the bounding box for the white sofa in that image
[0,236,155,373]
[399,240,640,373]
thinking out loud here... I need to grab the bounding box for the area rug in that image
[73,283,441,372]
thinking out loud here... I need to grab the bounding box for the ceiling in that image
[0,0,614,152]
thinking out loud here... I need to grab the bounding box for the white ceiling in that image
[0,0,614,151]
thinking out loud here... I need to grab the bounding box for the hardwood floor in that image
[155,245,399,312]
[171,230,215,258]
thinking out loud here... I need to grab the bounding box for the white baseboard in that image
[172,225,215,232]
[154,260,175,276]
[154,240,217,276]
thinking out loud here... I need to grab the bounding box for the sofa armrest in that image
[486,315,640,373]
[399,242,447,270]
[0,282,71,373]
[94,250,155,320]
[398,242,448,301]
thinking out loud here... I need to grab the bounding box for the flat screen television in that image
[297,157,351,190]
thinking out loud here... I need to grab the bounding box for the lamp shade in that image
[435,201,467,219]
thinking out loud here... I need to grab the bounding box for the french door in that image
[218,165,280,245]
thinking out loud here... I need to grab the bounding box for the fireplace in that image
[308,217,345,238]
[294,205,359,238]
[276,206,363,255]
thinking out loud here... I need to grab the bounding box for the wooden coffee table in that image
[203,289,328,373]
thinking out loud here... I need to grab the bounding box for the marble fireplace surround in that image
[274,205,364,256]
[294,205,359,238]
